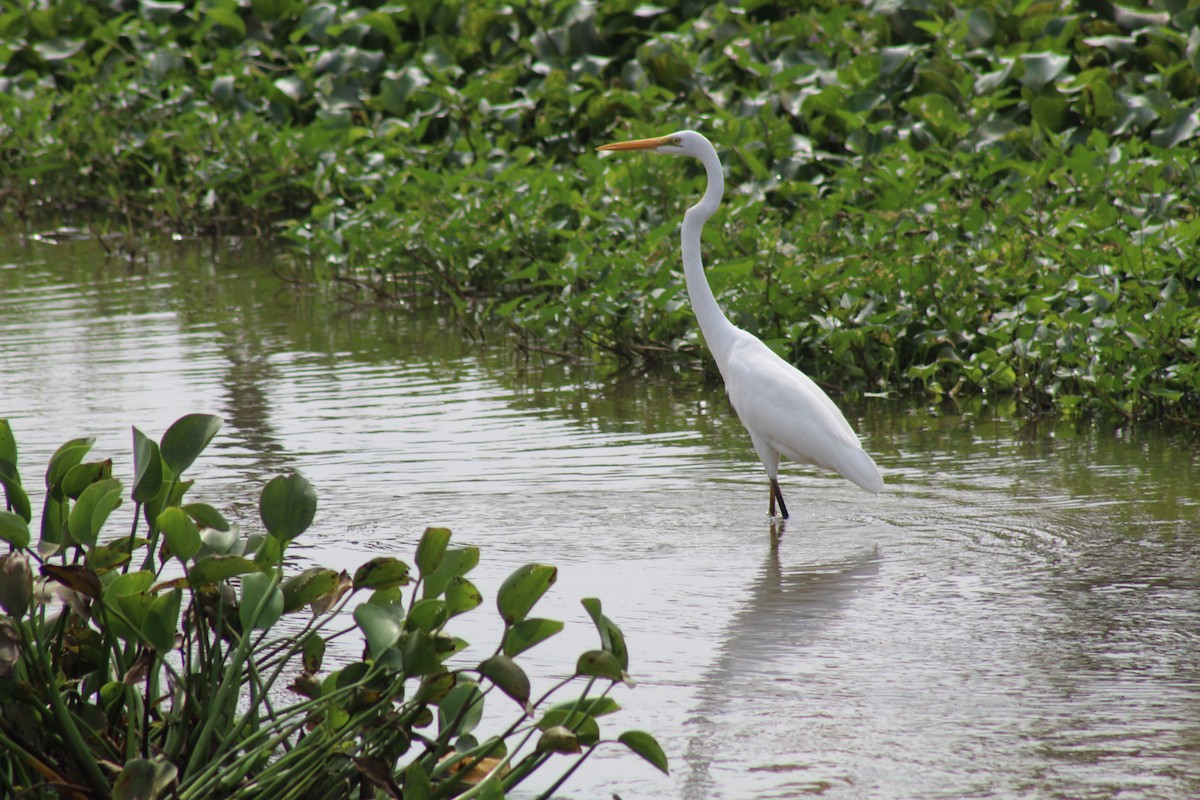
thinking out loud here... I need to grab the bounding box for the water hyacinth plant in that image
[0,416,666,799]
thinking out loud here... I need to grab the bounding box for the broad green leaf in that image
[353,556,411,590]
[112,756,178,800]
[259,473,316,541]
[478,654,530,712]
[188,555,259,586]
[45,437,95,491]
[143,588,182,652]
[354,603,401,657]
[501,617,563,657]
[160,414,221,476]
[445,576,482,617]
[302,633,325,673]
[422,546,479,599]
[402,758,432,800]
[618,731,669,775]
[240,572,283,630]
[200,526,238,555]
[254,532,283,568]
[545,695,621,719]
[0,475,30,524]
[0,420,15,465]
[536,725,581,754]
[415,526,451,577]
[438,680,484,737]
[581,597,629,669]
[1019,52,1069,92]
[33,37,86,61]
[158,506,201,563]
[132,427,163,504]
[68,478,123,548]
[281,567,340,613]
[402,628,442,675]
[61,459,113,499]
[183,502,229,531]
[496,564,557,626]
[0,511,30,549]
[536,709,599,746]
[406,598,448,633]
[575,650,625,682]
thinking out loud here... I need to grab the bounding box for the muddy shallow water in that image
[2,235,1199,798]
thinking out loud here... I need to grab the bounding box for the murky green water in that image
[3,234,1199,798]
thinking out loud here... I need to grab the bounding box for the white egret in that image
[597,130,883,519]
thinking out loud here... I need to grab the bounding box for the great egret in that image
[597,130,883,519]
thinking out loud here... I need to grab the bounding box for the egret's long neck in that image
[681,146,737,363]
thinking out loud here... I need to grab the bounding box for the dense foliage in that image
[0,416,665,799]
[2,0,1199,423]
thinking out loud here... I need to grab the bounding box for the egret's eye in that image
[672,137,682,145]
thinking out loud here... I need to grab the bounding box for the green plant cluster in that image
[2,1,1199,422]
[0,417,666,799]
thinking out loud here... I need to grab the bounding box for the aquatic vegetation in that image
[1,1,1198,423]
[0,416,665,799]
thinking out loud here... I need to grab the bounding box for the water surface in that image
[2,234,1199,798]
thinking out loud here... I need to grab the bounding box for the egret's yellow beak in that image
[597,136,671,152]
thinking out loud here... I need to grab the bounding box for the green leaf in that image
[536,725,581,754]
[113,757,178,800]
[160,414,221,476]
[68,478,123,548]
[188,555,259,586]
[581,597,629,670]
[144,588,182,652]
[353,556,411,590]
[1020,52,1069,92]
[0,511,30,549]
[61,459,113,499]
[45,437,95,491]
[354,603,402,657]
[502,617,563,657]
[240,572,283,631]
[0,474,31,524]
[536,709,599,746]
[545,695,621,719]
[438,680,484,737]
[415,526,451,577]
[132,427,163,504]
[259,473,316,541]
[402,758,432,800]
[254,532,283,568]
[302,633,325,673]
[575,650,625,682]
[281,567,340,613]
[445,576,482,617]
[478,654,531,712]
[422,546,479,599]
[0,420,15,466]
[158,506,201,563]
[496,564,557,626]
[33,37,86,61]
[618,731,669,775]
[182,502,229,531]
[406,598,448,633]
[402,628,441,675]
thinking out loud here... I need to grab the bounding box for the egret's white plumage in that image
[598,130,883,518]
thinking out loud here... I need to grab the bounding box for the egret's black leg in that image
[770,478,789,520]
